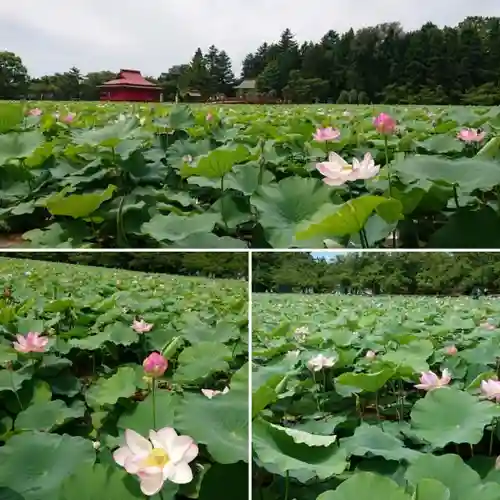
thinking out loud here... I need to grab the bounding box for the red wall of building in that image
[100,87,161,102]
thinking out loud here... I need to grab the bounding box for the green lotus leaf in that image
[410,388,500,448]
[341,423,421,463]
[85,366,138,408]
[316,472,409,500]
[175,364,248,464]
[252,417,348,483]
[0,431,95,500]
[15,400,85,432]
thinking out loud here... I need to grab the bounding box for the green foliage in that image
[252,291,500,499]
[0,257,248,500]
[0,51,28,100]
[252,252,500,294]
[2,99,500,247]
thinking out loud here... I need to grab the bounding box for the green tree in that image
[185,48,211,98]
[80,71,116,101]
[0,51,28,99]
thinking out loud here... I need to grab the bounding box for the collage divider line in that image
[247,249,253,498]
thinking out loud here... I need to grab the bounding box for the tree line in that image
[253,253,500,295]
[1,15,500,105]
[2,253,247,280]
[0,46,236,103]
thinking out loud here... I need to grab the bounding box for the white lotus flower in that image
[294,326,310,343]
[113,428,198,496]
[316,152,358,186]
[307,354,336,372]
[352,153,380,180]
[316,152,380,186]
[201,387,229,399]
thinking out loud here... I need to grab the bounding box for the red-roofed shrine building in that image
[99,69,162,102]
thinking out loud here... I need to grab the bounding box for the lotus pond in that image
[0,257,249,499]
[252,293,500,500]
[2,102,500,248]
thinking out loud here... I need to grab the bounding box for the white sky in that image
[1,0,499,77]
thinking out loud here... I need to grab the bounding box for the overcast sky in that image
[1,1,500,78]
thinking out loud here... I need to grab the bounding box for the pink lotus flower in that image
[28,108,42,117]
[143,352,168,378]
[445,345,458,356]
[206,113,213,121]
[415,369,451,391]
[132,319,153,334]
[481,379,500,402]
[201,387,229,399]
[373,113,396,135]
[317,152,380,186]
[365,350,376,360]
[313,127,341,142]
[457,128,486,143]
[114,428,198,496]
[480,322,496,331]
[13,332,48,353]
[62,112,76,123]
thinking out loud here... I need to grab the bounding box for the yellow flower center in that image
[143,448,169,468]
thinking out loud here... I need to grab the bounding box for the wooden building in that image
[235,79,257,99]
[99,69,162,102]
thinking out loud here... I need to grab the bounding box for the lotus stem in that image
[258,138,265,185]
[312,372,321,413]
[220,175,228,231]
[490,419,497,456]
[384,135,397,248]
[375,391,381,423]
[10,372,23,411]
[360,228,369,249]
[384,135,391,197]
[284,471,290,500]
[453,184,460,210]
[398,379,404,420]
[152,378,157,430]
[231,338,239,358]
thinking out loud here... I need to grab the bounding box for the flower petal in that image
[414,383,429,390]
[164,462,193,484]
[182,443,199,463]
[327,152,348,166]
[125,429,152,455]
[139,471,165,496]
[16,334,26,345]
[201,389,216,399]
[169,436,198,463]
[323,177,346,186]
[363,152,373,163]
[149,427,178,452]
[113,446,132,467]
[13,342,27,353]
[124,454,145,474]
